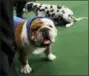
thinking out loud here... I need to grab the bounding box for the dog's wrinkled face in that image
[30,18,57,47]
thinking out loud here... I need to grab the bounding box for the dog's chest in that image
[24,44,46,55]
[32,47,46,54]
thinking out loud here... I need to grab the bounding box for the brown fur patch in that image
[30,19,44,31]
[30,19,44,37]
[29,19,44,41]
[15,21,25,45]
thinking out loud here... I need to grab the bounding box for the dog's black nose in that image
[41,28,50,40]
[41,27,49,32]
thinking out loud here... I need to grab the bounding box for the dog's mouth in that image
[44,40,50,44]
[41,39,51,47]
[30,27,54,47]
[43,33,51,45]
[41,27,52,45]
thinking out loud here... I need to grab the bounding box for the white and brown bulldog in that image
[14,16,57,74]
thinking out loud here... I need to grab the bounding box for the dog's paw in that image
[47,53,56,61]
[66,24,71,28]
[21,64,32,74]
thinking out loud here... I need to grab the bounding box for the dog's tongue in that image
[44,40,50,44]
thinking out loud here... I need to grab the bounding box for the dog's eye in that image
[49,25,53,28]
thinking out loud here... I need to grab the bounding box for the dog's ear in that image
[30,19,44,32]
[30,19,44,40]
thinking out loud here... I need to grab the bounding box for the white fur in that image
[21,64,32,74]
[74,17,88,21]
[66,22,74,28]
[21,20,29,45]
[47,53,56,61]
[32,48,46,54]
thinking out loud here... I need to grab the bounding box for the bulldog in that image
[23,2,88,27]
[14,16,57,74]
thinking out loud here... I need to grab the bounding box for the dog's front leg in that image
[66,21,74,28]
[44,46,56,61]
[18,49,32,74]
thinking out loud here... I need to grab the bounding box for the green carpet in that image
[13,1,88,76]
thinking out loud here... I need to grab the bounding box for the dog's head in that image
[60,6,74,23]
[23,2,40,12]
[29,18,57,47]
[23,2,34,12]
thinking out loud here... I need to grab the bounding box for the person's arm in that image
[15,0,26,18]
[1,0,16,76]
